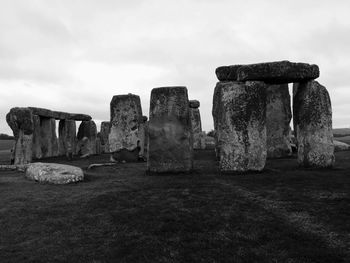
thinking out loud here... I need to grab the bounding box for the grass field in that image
[0,150,349,262]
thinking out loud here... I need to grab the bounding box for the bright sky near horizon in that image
[1,0,349,135]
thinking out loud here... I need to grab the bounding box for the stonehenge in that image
[6,107,92,164]
[76,120,98,156]
[100,121,111,153]
[147,86,193,173]
[109,94,144,162]
[214,60,333,171]
[189,100,205,149]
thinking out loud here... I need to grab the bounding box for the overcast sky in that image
[1,0,349,135]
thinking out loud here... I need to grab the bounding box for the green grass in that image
[0,150,349,262]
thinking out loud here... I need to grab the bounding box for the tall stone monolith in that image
[32,115,42,159]
[138,116,148,160]
[6,107,34,165]
[212,84,223,160]
[266,84,292,158]
[148,86,193,173]
[77,120,97,155]
[39,117,58,158]
[189,100,204,149]
[109,94,143,161]
[293,81,334,167]
[100,121,110,153]
[58,119,76,157]
[214,81,267,172]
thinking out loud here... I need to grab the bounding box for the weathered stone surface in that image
[189,102,203,150]
[237,61,319,84]
[77,120,97,155]
[215,65,242,81]
[214,81,267,172]
[25,162,84,184]
[96,133,102,155]
[32,115,42,159]
[138,116,148,160]
[58,119,76,157]
[109,94,143,157]
[100,121,110,153]
[148,86,193,173]
[189,100,200,108]
[293,81,334,167]
[333,140,350,152]
[6,107,34,164]
[266,84,292,158]
[212,83,223,160]
[28,107,91,121]
[39,118,59,158]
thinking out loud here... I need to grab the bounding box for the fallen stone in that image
[25,163,84,184]
[333,140,350,152]
[6,107,34,165]
[215,81,267,172]
[237,61,319,84]
[293,81,334,167]
[148,86,193,173]
[28,107,91,121]
[215,65,243,81]
[109,94,143,154]
[111,147,141,162]
[266,84,292,158]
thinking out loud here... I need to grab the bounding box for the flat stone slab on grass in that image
[216,61,319,83]
[25,162,84,184]
[334,140,350,152]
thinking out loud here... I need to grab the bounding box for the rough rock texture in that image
[148,86,193,173]
[215,65,243,81]
[77,120,97,155]
[138,116,148,159]
[189,101,203,150]
[6,107,34,165]
[100,121,110,153]
[58,119,76,157]
[214,81,267,172]
[29,107,91,121]
[333,140,350,152]
[212,83,224,159]
[25,162,84,184]
[109,94,143,160]
[293,81,334,167]
[32,115,42,159]
[237,61,319,84]
[266,84,292,158]
[40,118,59,158]
[96,133,102,155]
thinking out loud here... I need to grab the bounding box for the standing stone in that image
[100,121,110,153]
[6,107,34,165]
[212,83,223,160]
[214,81,267,172]
[148,86,193,173]
[96,133,102,155]
[32,115,42,159]
[293,81,334,167]
[77,120,97,155]
[109,94,143,161]
[189,100,203,149]
[40,117,59,158]
[266,84,292,158]
[58,119,76,157]
[138,116,148,160]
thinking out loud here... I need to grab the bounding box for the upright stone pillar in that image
[147,86,193,173]
[100,121,110,153]
[212,84,223,160]
[266,84,292,158]
[189,100,203,150]
[77,120,97,155]
[32,115,42,159]
[293,81,334,167]
[58,119,76,157]
[40,117,59,158]
[6,107,34,165]
[138,116,148,160]
[214,81,267,172]
[109,94,143,161]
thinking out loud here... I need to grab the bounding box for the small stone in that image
[25,162,84,184]
[237,61,319,84]
[189,100,200,108]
